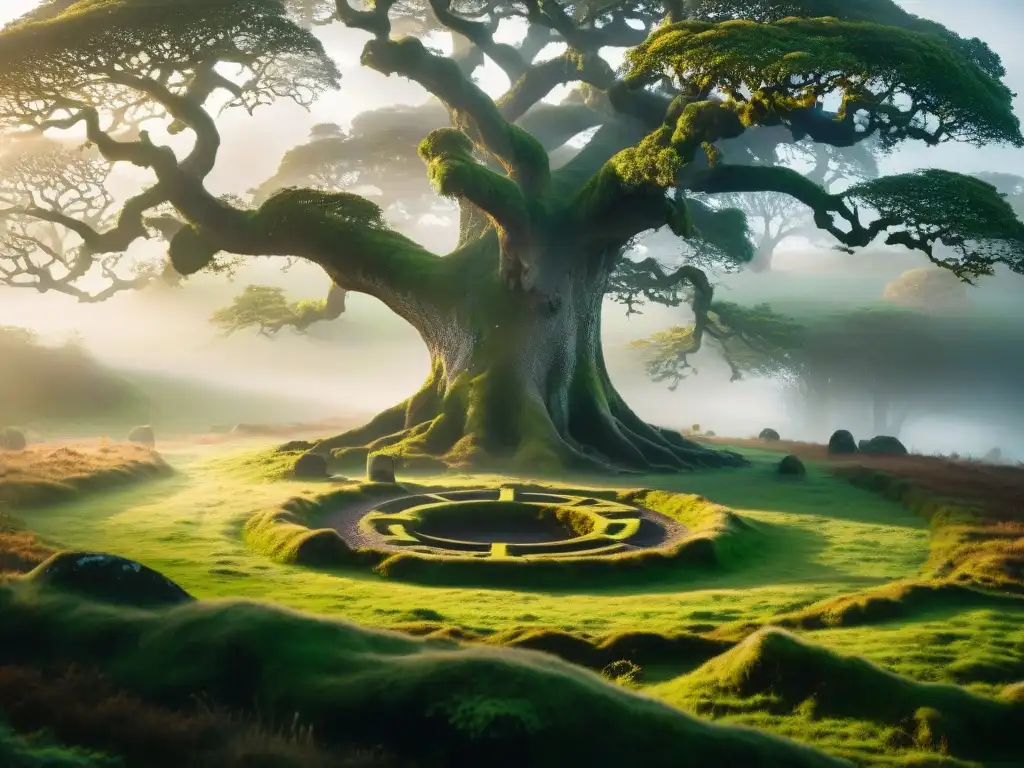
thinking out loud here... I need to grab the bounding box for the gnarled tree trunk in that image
[316,238,745,473]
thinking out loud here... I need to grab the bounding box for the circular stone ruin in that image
[354,487,684,560]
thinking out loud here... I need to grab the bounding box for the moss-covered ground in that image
[3,439,1022,766]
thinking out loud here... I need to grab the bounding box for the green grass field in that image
[6,440,1023,766]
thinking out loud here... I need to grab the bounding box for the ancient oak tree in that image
[1,0,1022,472]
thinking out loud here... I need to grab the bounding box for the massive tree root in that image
[312,340,746,475]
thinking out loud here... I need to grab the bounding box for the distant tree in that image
[1,0,1023,471]
[634,305,1024,439]
[883,267,969,312]
[210,284,347,337]
[629,302,805,388]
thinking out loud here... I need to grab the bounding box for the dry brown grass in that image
[0,441,172,510]
[0,523,55,575]
[707,436,1024,523]
[706,437,1024,592]
[0,664,400,768]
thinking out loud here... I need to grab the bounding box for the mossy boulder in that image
[778,455,806,477]
[367,453,396,483]
[1,427,26,450]
[26,552,194,607]
[860,435,908,456]
[828,430,858,455]
[759,428,781,442]
[294,451,329,479]
[127,425,155,448]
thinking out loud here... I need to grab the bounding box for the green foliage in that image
[685,195,755,267]
[684,0,1006,78]
[209,284,337,337]
[630,302,805,387]
[257,187,387,231]
[625,18,1021,150]
[847,170,1024,277]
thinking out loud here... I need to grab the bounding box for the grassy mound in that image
[657,628,1024,764]
[0,581,851,768]
[243,483,403,567]
[713,580,1024,640]
[243,481,757,588]
[0,443,173,509]
[838,467,1023,594]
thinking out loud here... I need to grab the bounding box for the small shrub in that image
[602,659,643,687]
[828,430,858,455]
[758,428,780,442]
[861,436,908,456]
[778,455,806,477]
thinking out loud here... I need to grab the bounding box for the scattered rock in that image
[758,428,781,442]
[778,455,806,476]
[983,447,1004,465]
[367,453,396,483]
[1,426,26,450]
[294,451,328,479]
[127,425,155,448]
[860,435,908,456]
[828,429,858,455]
[27,551,194,607]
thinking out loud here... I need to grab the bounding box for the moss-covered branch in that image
[360,37,551,196]
[418,128,531,243]
[689,164,1024,279]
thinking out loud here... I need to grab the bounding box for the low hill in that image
[0,326,351,438]
[0,327,147,428]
